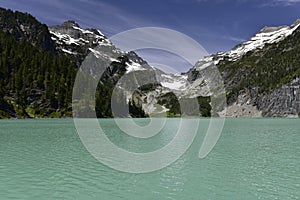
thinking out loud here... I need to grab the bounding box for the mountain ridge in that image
[0,7,299,118]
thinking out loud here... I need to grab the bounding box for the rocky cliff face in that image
[257,78,300,117]
[223,77,300,118]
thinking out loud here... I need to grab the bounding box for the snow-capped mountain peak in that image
[49,21,112,57]
[227,19,300,61]
[192,19,300,72]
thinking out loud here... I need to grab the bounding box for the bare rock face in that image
[257,78,300,117]
[225,104,262,118]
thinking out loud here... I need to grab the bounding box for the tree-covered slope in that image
[0,8,57,53]
[0,30,76,118]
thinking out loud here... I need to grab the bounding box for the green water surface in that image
[0,119,299,199]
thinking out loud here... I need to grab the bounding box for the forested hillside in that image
[0,8,146,118]
[0,29,76,118]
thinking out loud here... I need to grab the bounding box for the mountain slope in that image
[219,23,300,117]
[185,19,300,117]
[0,28,76,118]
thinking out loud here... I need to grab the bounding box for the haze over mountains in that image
[0,7,299,118]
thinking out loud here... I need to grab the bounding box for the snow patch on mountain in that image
[61,49,77,55]
[126,61,146,73]
[50,31,80,46]
[72,26,94,35]
[160,74,188,91]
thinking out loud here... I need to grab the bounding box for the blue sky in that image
[0,0,299,71]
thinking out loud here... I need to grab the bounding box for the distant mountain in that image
[0,7,299,118]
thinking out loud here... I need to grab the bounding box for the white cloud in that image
[194,0,300,6]
[262,0,300,6]
[223,36,246,43]
[0,0,159,36]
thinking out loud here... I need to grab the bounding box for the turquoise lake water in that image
[0,119,299,199]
